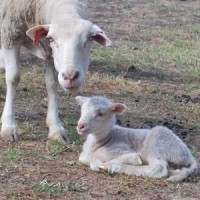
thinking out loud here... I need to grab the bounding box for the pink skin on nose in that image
[96,31,103,35]
[63,71,79,81]
[60,71,81,90]
[76,124,86,134]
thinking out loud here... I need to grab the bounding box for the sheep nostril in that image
[73,71,79,80]
[62,71,79,81]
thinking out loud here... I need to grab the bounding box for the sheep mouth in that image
[62,86,80,94]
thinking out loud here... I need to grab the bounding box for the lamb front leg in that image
[116,153,142,165]
[0,46,20,142]
[45,62,69,142]
[100,153,142,173]
[90,159,104,172]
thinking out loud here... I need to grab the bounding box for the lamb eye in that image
[97,112,104,117]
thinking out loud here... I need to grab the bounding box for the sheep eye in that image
[84,38,92,48]
[47,37,54,43]
[88,36,93,41]
[84,41,88,48]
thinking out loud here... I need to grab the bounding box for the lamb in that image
[0,0,111,142]
[75,96,198,182]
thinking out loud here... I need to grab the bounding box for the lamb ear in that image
[75,96,90,105]
[26,25,50,47]
[90,24,111,46]
[110,103,127,114]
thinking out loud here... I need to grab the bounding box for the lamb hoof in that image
[108,164,121,173]
[100,166,108,173]
[100,164,121,174]
[0,129,18,142]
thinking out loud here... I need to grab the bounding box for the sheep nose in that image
[62,71,79,81]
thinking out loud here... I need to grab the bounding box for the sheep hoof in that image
[0,68,5,73]
[48,132,70,143]
[0,129,19,142]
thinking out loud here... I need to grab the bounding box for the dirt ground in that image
[0,0,200,199]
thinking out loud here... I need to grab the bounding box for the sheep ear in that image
[75,96,90,105]
[110,103,127,114]
[26,25,50,47]
[90,24,111,46]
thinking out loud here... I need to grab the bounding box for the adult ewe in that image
[0,0,111,142]
[76,96,198,182]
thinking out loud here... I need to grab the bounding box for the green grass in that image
[91,24,200,82]
[20,65,45,86]
[33,180,88,194]
[66,182,88,193]
[33,179,63,194]
[26,151,45,159]
[4,149,21,162]
[64,118,82,145]
[47,141,69,156]
[0,73,5,85]
[168,182,180,191]
[18,121,34,135]
[18,121,47,141]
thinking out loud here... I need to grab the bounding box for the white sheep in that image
[0,0,111,142]
[76,96,198,182]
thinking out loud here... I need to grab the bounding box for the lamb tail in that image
[167,159,198,182]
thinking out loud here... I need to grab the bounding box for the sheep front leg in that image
[45,62,69,142]
[0,47,20,142]
[0,49,5,72]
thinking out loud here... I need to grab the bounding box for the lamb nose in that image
[63,71,79,81]
[77,124,85,131]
